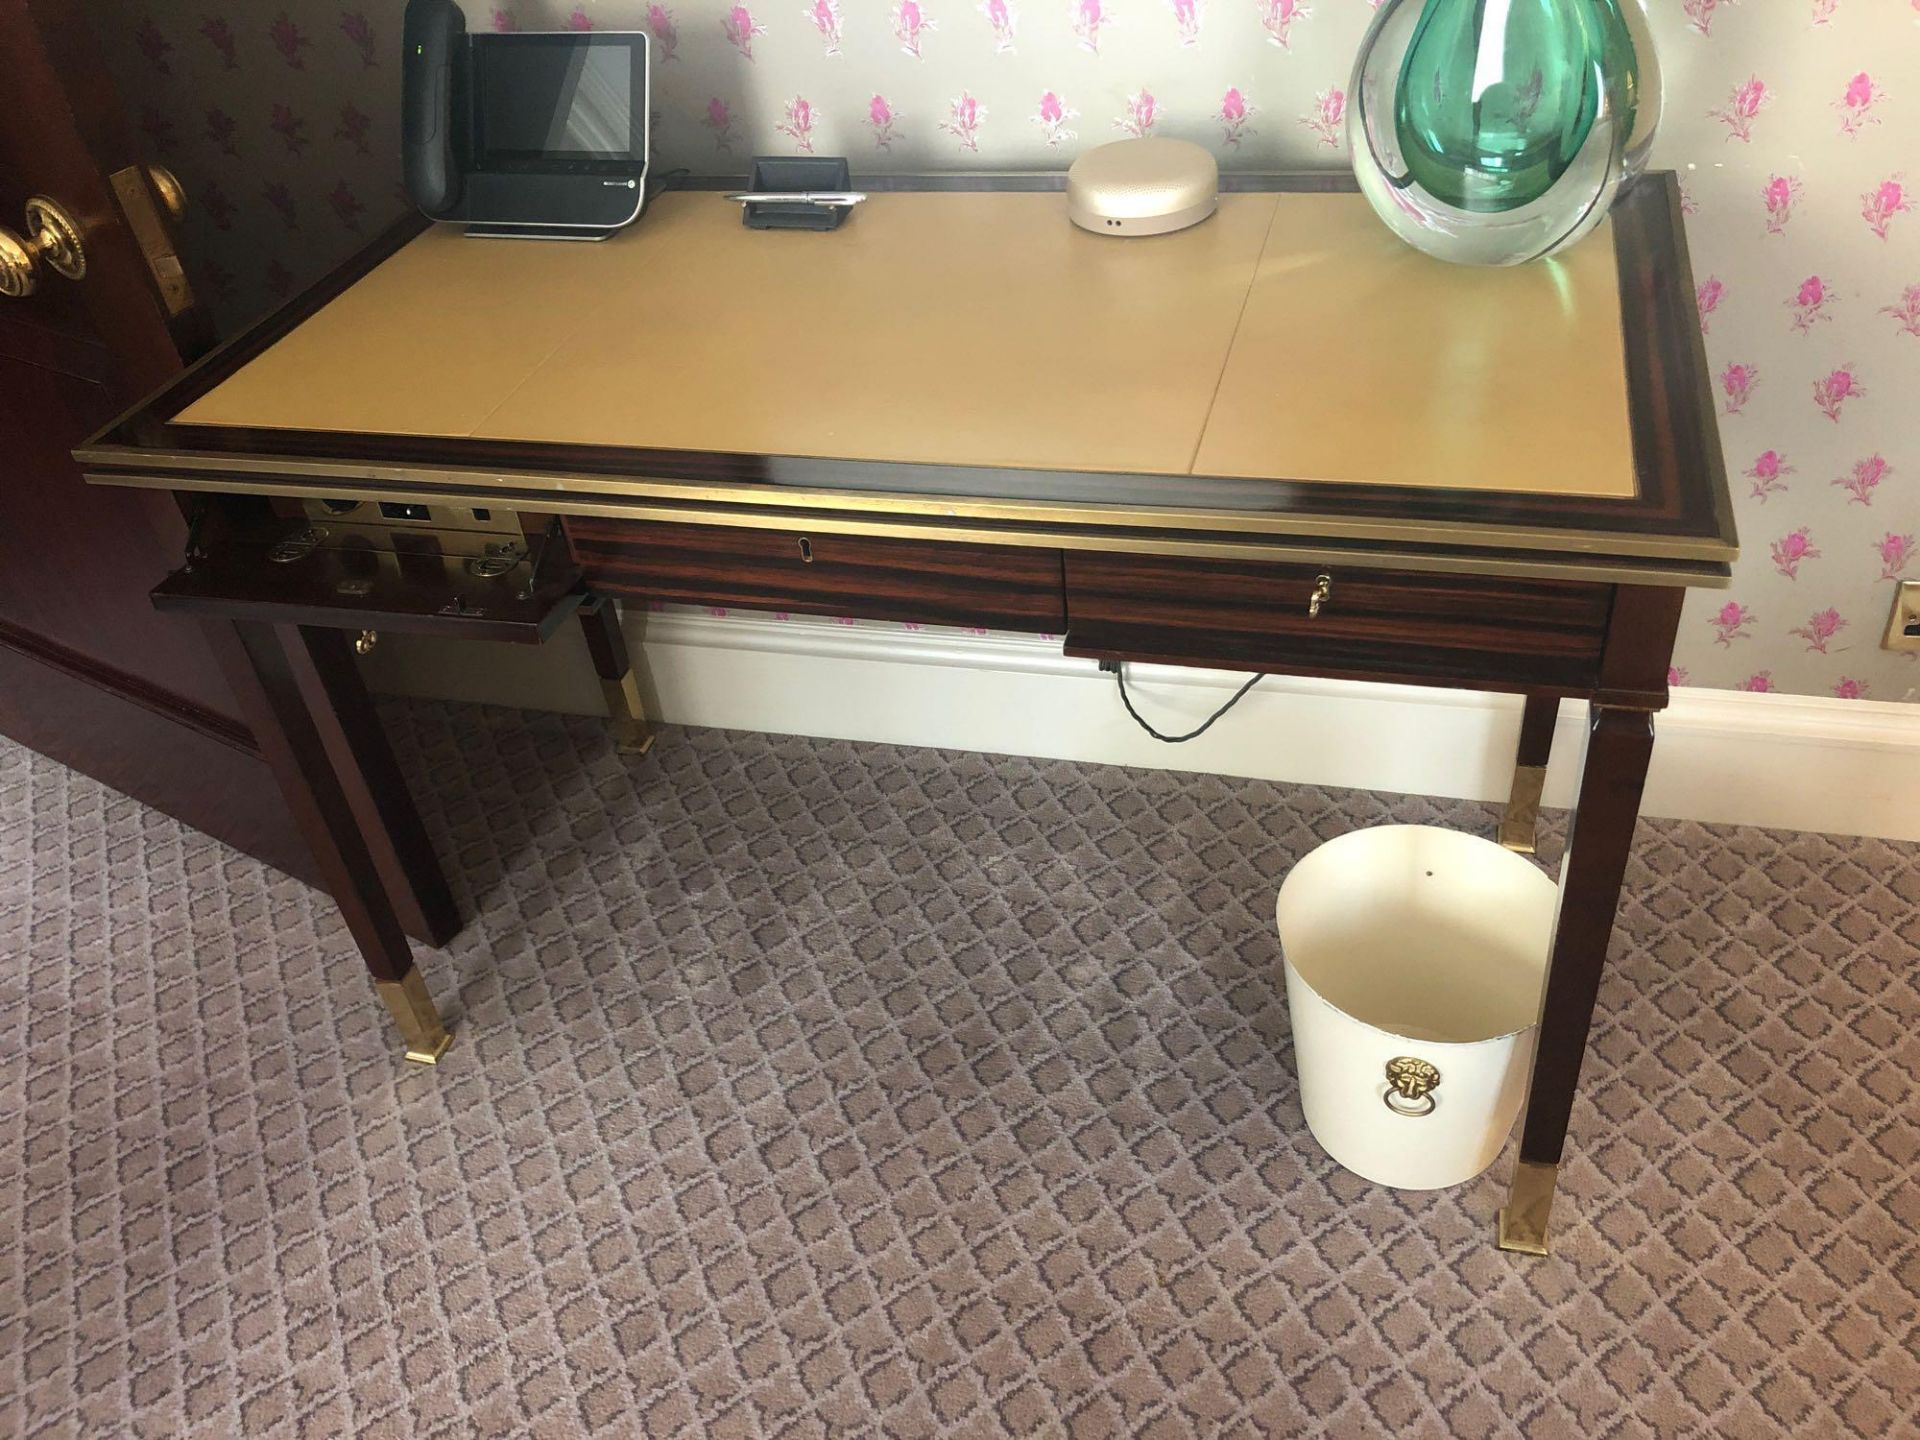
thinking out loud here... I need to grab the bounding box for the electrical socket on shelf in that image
[1883,580,1920,652]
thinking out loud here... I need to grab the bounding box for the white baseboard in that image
[363,608,1920,842]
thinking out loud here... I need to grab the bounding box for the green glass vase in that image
[1349,0,1658,265]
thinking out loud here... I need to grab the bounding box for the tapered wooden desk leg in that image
[1498,705,1654,1254]
[578,595,655,756]
[293,625,460,947]
[1498,695,1560,854]
[229,621,452,1064]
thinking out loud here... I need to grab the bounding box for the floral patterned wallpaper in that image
[84,0,1920,701]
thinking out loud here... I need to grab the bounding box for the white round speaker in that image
[1066,138,1219,237]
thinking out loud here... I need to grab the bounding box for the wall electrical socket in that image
[1883,580,1920,652]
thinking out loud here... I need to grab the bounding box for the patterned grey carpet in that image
[3,700,1918,1439]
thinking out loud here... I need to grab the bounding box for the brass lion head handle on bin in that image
[1383,1057,1441,1117]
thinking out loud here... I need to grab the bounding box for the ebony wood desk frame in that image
[80,174,1736,1256]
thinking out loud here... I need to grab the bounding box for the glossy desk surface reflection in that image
[176,191,1637,499]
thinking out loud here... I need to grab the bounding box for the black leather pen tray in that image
[743,156,850,231]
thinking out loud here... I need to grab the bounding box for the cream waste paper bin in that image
[1275,825,1557,1190]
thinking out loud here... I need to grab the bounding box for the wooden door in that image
[0,0,316,881]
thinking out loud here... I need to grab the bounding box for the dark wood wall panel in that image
[0,623,321,887]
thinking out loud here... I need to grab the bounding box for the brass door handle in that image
[146,165,186,222]
[0,196,87,299]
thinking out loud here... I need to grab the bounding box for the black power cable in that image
[1105,660,1264,744]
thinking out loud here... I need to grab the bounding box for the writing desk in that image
[81,174,1735,1255]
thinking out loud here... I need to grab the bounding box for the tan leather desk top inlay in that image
[175,191,1636,498]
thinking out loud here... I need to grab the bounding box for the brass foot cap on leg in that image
[1498,764,1547,855]
[601,673,657,757]
[1496,1159,1557,1256]
[1496,1207,1550,1256]
[613,722,656,757]
[377,968,454,1067]
[403,1031,455,1065]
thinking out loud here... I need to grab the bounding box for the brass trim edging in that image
[81,462,1731,587]
[75,446,1739,567]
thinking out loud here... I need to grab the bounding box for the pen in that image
[723,191,867,208]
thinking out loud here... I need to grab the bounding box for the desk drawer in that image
[1063,554,1612,694]
[567,518,1067,632]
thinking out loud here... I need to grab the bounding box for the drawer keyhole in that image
[797,536,814,564]
[1308,573,1332,618]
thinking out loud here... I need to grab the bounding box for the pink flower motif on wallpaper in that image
[1812,365,1863,422]
[336,103,372,155]
[1861,178,1911,241]
[722,7,766,61]
[1787,275,1833,333]
[942,92,986,151]
[806,0,844,55]
[329,181,366,231]
[1300,87,1344,148]
[1711,77,1768,143]
[1710,602,1755,647]
[703,97,736,150]
[1217,88,1256,148]
[1678,179,1699,217]
[341,11,378,66]
[1071,0,1108,55]
[205,107,239,157]
[1256,0,1311,50]
[1761,174,1802,235]
[1720,362,1758,415]
[1745,449,1793,501]
[647,5,679,59]
[1810,0,1838,24]
[1032,90,1078,146]
[134,17,172,73]
[1770,528,1819,580]
[270,103,310,155]
[262,181,298,230]
[1834,73,1883,137]
[776,96,816,153]
[1115,90,1159,139]
[1169,0,1202,47]
[1876,532,1917,581]
[1883,285,1920,338]
[198,17,237,69]
[491,9,518,30]
[1790,608,1847,654]
[980,0,1018,51]
[270,13,311,69]
[1682,0,1733,36]
[567,4,594,29]
[1695,276,1725,334]
[867,94,901,149]
[1738,672,1774,694]
[893,2,936,58]
[1832,677,1867,701]
[1833,454,1889,505]
[201,180,235,232]
[1667,665,1689,687]
[139,108,175,154]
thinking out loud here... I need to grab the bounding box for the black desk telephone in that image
[401,0,651,239]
